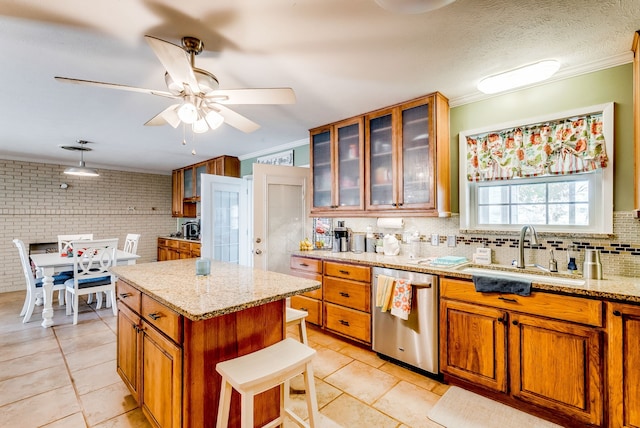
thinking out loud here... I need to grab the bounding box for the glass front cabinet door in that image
[366,95,439,213]
[310,117,364,213]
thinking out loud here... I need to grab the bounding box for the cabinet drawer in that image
[191,243,201,257]
[179,241,191,251]
[290,270,323,299]
[441,277,603,327]
[141,295,183,344]
[324,261,370,282]
[116,280,141,313]
[291,256,322,274]
[158,238,168,247]
[167,239,180,249]
[325,302,371,343]
[324,277,370,312]
[291,295,322,325]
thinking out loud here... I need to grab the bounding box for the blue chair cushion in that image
[35,272,73,287]
[68,276,112,289]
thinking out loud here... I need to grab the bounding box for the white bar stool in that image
[215,338,319,428]
[286,306,309,344]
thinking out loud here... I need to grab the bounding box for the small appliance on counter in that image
[333,221,351,252]
[182,221,200,240]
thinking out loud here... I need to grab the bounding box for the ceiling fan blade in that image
[213,104,260,133]
[55,76,177,99]
[144,35,200,93]
[206,88,296,105]
[144,104,181,128]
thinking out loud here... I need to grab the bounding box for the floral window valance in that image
[466,112,607,181]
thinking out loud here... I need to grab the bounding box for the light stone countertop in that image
[295,250,640,304]
[111,259,320,321]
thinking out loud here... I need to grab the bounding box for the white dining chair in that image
[123,233,141,255]
[64,238,119,325]
[57,234,93,255]
[13,239,68,323]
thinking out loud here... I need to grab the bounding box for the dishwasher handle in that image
[374,274,432,288]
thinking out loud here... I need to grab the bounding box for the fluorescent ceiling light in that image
[477,60,561,94]
[374,0,455,14]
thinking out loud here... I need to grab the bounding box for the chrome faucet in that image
[517,224,539,269]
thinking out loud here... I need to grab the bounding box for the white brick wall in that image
[1,159,176,293]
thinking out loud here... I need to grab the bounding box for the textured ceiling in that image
[0,0,638,174]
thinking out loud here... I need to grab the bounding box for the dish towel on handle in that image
[376,275,396,312]
[390,278,412,320]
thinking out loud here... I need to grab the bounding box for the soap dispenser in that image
[567,244,578,272]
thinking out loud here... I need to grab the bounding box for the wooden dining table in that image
[30,250,140,328]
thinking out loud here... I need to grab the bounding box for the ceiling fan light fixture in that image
[192,117,209,134]
[477,60,561,94]
[178,100,198,124]
[205,109,224,130]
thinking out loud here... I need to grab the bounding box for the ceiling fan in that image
[55,35,296,134]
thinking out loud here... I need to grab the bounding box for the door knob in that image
[255,249,262,255]
[255,238,262,243]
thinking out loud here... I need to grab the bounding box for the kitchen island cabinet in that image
[112,259,320,428]
[440,277,604,427]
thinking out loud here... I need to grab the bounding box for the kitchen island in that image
[111,258,320,428]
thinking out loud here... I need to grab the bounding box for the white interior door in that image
[252,163,309,273]
[200,174,249,265]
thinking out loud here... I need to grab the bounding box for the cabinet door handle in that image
[119,292,131,299]
[148,312,162,320]
[299,263,309,267]
[339,319,350,326]
[613,310,622,316]
[512,320,519,326]
[339,269,350,275]
[339,292,350,298]
[498,296,518,303]
[300,307,308,311]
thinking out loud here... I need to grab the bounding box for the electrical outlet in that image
[431,233,439,246]
[447,235,457,247]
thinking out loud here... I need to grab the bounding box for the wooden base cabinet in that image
[440,277,604,427]
[607,302,640,428]
[157,238,200,261]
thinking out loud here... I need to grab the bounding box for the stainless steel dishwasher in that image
[371,267,439,375]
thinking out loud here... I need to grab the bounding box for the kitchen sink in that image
[457,266,586,286]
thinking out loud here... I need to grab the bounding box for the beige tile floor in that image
[0,290,448,427]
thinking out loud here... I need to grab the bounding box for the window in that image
[459,103,613,234]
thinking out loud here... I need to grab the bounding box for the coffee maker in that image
[333,221,350,252]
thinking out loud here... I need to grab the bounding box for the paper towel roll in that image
[376,217,404,229]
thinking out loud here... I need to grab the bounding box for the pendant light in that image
[63,140,99,177]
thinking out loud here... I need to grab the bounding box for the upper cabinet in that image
[310,92,450,217]
[171,155,240,218]
[310,117,365,214]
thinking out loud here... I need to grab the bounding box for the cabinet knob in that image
[497,317,505,324]
[392,203,397,207]
[512,320,519,326]
[613,310,622,317]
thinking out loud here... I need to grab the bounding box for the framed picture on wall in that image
[257,149,294,166]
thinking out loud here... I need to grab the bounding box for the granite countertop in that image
[159,235,201,243]
[111,259,321,321]
[294,250,640,304]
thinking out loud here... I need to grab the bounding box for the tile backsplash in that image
[325,212,640,278]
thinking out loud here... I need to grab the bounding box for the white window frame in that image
[459,102,614,234]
